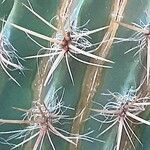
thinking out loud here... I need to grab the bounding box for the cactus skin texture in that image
[0,0,150,150]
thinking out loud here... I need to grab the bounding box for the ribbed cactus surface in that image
[0,0,150,150]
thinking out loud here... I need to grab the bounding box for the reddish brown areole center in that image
[118,102,129,119]
[61,32,71,53]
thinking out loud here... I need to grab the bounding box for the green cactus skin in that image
[0,0,150,150]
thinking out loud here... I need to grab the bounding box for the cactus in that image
[0,0,150,150]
